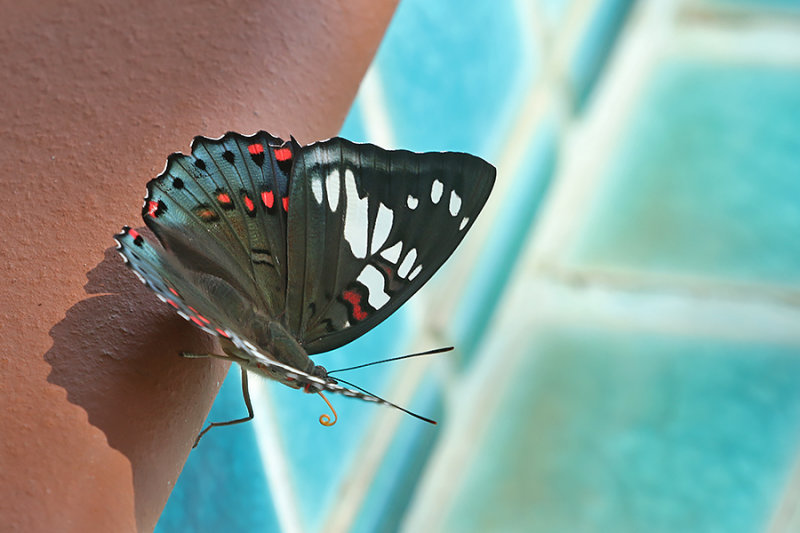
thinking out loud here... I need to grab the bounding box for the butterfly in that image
[114,131,495,445]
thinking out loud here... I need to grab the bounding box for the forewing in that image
[143,131,294,316]
[116,227,415,409]
[284,137,496,354]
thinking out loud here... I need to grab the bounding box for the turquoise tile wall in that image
[264,313,409,533]
[375,0,539,155]
[443,329,800,533]
[401,2,800,532]
[155,369,280,532]
[569,0,635,108]
[155,0,800,531]
[571,60,800,285]
[452,121,558,359]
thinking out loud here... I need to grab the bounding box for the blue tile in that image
[443,328,800,532]
[156,367,279,533]
[268,311,412,532]
[351,373,444,533]
[452,121,558,360]
[701,0,800,10]
[340,98,369,143]
[374,0,538,156]
[540,0,574,26]
[568,0,634,110]
[570,60,800,285]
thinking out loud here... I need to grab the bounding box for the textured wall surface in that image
[0,1,397,531]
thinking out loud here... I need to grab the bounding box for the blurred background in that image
[156,0,800,531]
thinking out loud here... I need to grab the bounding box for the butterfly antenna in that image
[332,376,437,425]
[328,346,454,374]
[317,391,338,427]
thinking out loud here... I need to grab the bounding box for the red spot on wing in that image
[198,208,216,221]
[343,290,368,321]
[128,229,140,239]
[248,143,264,155]
[215,328,230,338]
[147,200,160,217]
[190,316,205,327]
[274,147,292,161]
[282,197,289,211]
[217,192,231,204]
[169,287,179,297]
[261,191,274,208]
[188,307,211,325]
[166,299,179,308]
[244,195,254,212]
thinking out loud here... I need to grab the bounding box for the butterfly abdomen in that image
[233,318,325,391]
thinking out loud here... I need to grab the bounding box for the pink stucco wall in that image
[0,1,397,530]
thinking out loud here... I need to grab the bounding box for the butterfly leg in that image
[192,367,254,448]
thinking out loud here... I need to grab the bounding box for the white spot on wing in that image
[431,179,443,203]
[311,176,323,204]
[449,190,462,216]
[326,169,340,211]
[459,217,470,230]
[370,203,393,254]
[357,265,390,309]
[343,168,369,258]
[409,264,422,280]
[397,248,417,278]
[380,241,403,263]
[407,195,418,210]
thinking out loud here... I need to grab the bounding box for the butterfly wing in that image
[284,137,496,354]
[114,226,401,404]
[114,226,258,342]
[117,131,494,366]
[142,131,294,317]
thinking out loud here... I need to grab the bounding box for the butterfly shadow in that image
[43,231,223,531]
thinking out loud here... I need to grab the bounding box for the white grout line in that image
[531,0,678,270]
[402,307,535,533]
[403,0,680,528]
[765,450,800,533]
[358,67,396,149]
[406,0,800,529]
[425,0,560,326]
[669,21,800,66]
[322,63,405,533]
[250,378,305,533]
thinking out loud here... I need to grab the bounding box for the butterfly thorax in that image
[219,320,329,392]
